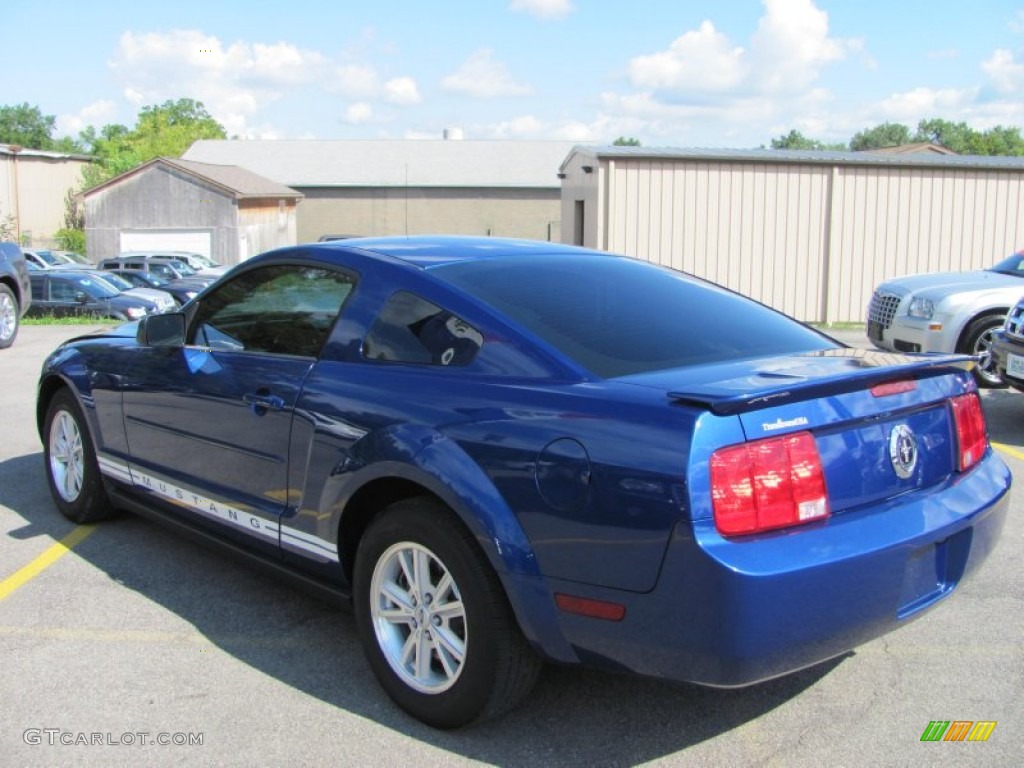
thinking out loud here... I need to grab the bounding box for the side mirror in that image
[75,291,90,304]
[137,312,186,347]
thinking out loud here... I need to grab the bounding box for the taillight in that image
[950,392,987,471]
[711,431,829,537]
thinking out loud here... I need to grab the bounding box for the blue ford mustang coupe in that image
[37,237,1009,728]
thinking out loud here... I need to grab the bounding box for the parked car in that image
[86,271,176,313]
[98,254,201,279]
[28,270,157,321]
[37,236,1009,729]
[991,296,1024,391]
[23,249,95,271]
[0,241,31,348]
[106,269,207,306]
[867,250,1024,387]
[114,251,229,277]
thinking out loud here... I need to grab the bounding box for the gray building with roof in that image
[83,157,303,263]
[182,139,575,245]
[560,146,1024,323]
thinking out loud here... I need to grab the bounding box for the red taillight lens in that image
[711,431,829,537]
[951,392,987,471]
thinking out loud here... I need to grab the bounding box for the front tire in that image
[353,498,541,728]
[0,284,19,349]
[960,314,1008,389]
[43,389,114,523]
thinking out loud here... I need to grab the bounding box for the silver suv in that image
[1,241,32,349]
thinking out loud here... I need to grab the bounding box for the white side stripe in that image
[98,454,339,561]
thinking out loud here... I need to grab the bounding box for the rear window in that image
[433,254,835,378]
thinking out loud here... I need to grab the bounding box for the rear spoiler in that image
[668,349,976,416]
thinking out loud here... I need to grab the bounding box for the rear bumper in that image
[542,451,1010,686]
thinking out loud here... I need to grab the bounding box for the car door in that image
[120,263,357,556]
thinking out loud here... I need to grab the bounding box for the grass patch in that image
[24,315,117,326]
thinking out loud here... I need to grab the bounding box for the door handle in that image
[243,391,285,414]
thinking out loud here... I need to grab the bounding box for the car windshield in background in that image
[72,275,119,299]
[434,254,835,378]
[97,273,131,291]
[168,259,197,276]
[989,252,1024,276]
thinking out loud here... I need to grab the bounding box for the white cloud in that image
[344,103,374,124]
[108,29,419,138]
[56,100,118,137]
[625,0,853,101]
[508,0,574,20]
[749,0,851,92]
[628,21,746,94]
[872,87,977,122]
[441,49,533,98]
[384,77,421,105]
[983,49,1024,93]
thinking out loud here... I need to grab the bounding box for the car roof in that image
[318,235,599,270]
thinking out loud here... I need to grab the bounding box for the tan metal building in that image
[182,139,576,244]
[0,143,91,247]
[560,147,1024,323]
[83,157,302,263]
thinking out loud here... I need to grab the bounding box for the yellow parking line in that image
[0,525,96,602]
[992,442,1024,462]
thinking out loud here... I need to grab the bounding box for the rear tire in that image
[43,389,114,523]
[960,314,1007,389]
[0,284,18,349]
[353,498,541,728]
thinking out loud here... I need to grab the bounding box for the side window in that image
[50,279,78,302]
[363,291,483,366]
[190,265,355,357]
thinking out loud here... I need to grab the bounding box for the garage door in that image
[119,230,213,258]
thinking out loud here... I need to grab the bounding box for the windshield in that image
[434,254,836,378]
[168,259,197,276]
[989,251,1024,276]
[98,273,131,290]
[72,275,119,299]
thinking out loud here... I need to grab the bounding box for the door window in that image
[191,265,355,357]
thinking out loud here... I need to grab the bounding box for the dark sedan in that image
[105,268,209,305]
[36,236,1009,729]
[1,241,31,348]
[991,296,1024,391]
[28,271,157,321]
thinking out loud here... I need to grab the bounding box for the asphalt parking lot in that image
[1,324,1022,767]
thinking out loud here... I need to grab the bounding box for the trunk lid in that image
[621,348,981,517]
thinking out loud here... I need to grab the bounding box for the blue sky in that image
[6,0,1024,147]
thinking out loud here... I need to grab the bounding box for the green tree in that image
[973,125,1024,156]
[770,129,844,150]
[913,118,976,153]
[612,136,641,146]
[849,122,912,151]
[82,99,227,188]
[0,103,58,149]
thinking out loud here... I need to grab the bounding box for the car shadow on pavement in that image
[981,389,1023,448]
[2,452,843,764]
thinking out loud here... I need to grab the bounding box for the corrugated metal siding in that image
[827,167,1024,322]
[578,156,1024,323]
[601,160,830,320]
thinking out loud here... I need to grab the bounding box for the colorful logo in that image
[921,721,997,742]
